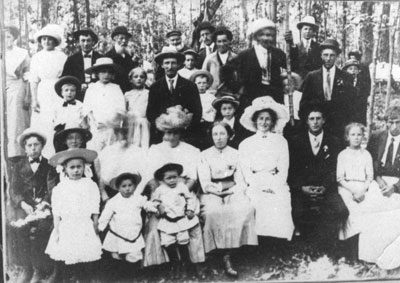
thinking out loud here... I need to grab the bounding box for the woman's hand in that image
[21,201,34,215]
[31,99,40,113]
[352,190,366,203]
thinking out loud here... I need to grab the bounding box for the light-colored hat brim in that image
[35,25,62,46]
[297,22,318,30]
[49,148,98,167]
[212,95,239,109]
[109,172,142,191]
[189,70,214,86]
[85,63,121,74]
[18,128,47,148]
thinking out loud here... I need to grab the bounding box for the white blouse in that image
[29,49,67,83]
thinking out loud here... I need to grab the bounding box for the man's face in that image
[307,111,325,135]
[387,117,400,136]
[321,48,338,69]
[300,25,315,40]
[200,29,212,46]
[255,28,275,49]
[162,58,178,78]
[216,34,230,54]
[168,35,182,47]
[113,34,128,48]
[79,35,95,53]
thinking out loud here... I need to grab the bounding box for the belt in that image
[163,215,185,223]
[211,176,234,183]
[109,229,141,243]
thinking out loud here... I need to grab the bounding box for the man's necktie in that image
[313,137,320,155]
[169,79,175,94]
[324,70,332,100]
[63,100,77,107]
[385,138,395,168]
[30,157,40,164]
[84,53,91,58]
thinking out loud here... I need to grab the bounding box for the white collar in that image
[254,42,269,54]
[82,50,93,56]
[200,42,215,50]
[308,130,324,141]
[166,74,178,82]
[29,155,42,162]
[323,65,336,73]
[256,130,269,139]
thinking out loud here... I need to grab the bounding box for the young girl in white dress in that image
[337,123,400,269]
[45,148,102,281]
[125,67,150,148]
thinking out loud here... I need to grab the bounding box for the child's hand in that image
[158,203,166,216]
[353,191,366,203]
[186,210,195,219]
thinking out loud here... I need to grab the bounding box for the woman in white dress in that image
[238,96,294,241]
[30,24,67,158]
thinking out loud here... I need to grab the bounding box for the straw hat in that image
[35,24,63,46]
[240,96,289,133]
[155,105,193,132]
[54,76,81,97]
[154,47,185,65]
[212,95,239,110]
[18,128,47,148]
[320,39,341,54]
[73,28,98,43]
[109,172,142,191]
[154,163,183,181]
[189,70,214,86]
[49,148,97,167]
[84,57,120,74]
[53,121,92,149]
[247,18,276,38]
[342,59,360,71]
[297,16,318,30]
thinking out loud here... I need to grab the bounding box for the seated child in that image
[83,57,126,152]
[45,148,102,281]
[152,163,198,277]
[178,49,199,79]
[125,67,150,148]
[212,94,251,149]
[9,128,53,283]
[98,172,157,265]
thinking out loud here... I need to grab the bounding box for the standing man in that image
[300,39,356,137]
[285,16,322,79]
[195,21,216,69]
[146,49,202,145]
[162,30,190,53]
[106,26,138,92]
[62,28,102,101]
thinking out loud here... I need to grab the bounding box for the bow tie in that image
[83,53,91,58]
[63,100,76,107]
[30,157,40,164]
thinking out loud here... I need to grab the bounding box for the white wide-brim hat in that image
[18,128,47,148]
[35,24,63,46]
[156,105,193,132]
[49,148,98,167]
[240,96,289,133]
[247,18,276,38]
[85,57,121,74]
[297,16,318,30]
[109,172,142,191]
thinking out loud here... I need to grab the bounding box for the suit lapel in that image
[377,131,389,163]
[23,158,35,176]
[303,132,315,157]
[250,47,262,71]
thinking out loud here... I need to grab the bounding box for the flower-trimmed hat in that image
[297,16,318,31]
[85,57,121,74]
[109,172,142,191]
[342,59,360,71]
[54,76,81,97]
[212,95,239,110]
[18,128,47,148]
[154,47,185,65]
[73,28,98,43]
[320,39,341,54]
[111,26,132,39]
[49,148,97,167]
[240,96,289,133]
[155,105,193,132]
[35,24,63,46]
[247,18,276,38]
[53,121,92,149]
[189,70,214,86]
[154,163,183,181]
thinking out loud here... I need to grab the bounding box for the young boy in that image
[9,128,53,283]
[83,57,126,152]
[178,49,199,79]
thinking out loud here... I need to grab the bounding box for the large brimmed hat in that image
[342,59,360,71]
[53,121,92,149]
[35,24,63,46]
[111,26,132,39]
[212,26,233,42]
[183,49,198,58]
[49,148,97,167]
[18,128,47,148]
[247,18,276,38]
[85,57,120,74]
[212,95,239,110]
[109,172,142,191]
[189,70,214,85]
[156,105,193,132]
[297,16,318,30]
[154,47,185,65]
[240,96,289,133]
[73,28,98,43]
[166,30,182,38]
[154,163,183,181]
[54,76,81,97]
[320,38,341,54]
[280,72,303,90]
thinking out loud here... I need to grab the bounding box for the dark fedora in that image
[196,21,216,34]
[73,28,99,43]
[154,48,185,65]
[154,163,183,181]
[54,76,81,97]
[212,26,233,42]
[166,30,182,38]
[320,39,341,54]
[111,26,132,39]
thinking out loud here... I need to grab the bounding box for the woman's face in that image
[256,111,273,133]
[5,31,15,49]
[40,36,57,51]
[163,130,181,148]
[212,124,229,150]
[65,132,84,149]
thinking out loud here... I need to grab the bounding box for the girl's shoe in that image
[223,255,238,278]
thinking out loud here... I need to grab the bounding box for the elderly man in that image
[285,16,322,78]
[162,30,190,53]
[225,18,287,109]
[300,39,356,137]
[62,28,102,101]
[195,21,216,69]
[106,26,138,92]
[146,49,202,145]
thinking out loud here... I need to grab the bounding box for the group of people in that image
[5,14,400,283]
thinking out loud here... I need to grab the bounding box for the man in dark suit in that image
[146,50,202,145]
[62,28,102,101]
[300,39,356,138]
[9,129,53,283]
[367,106,400,197]
[285,16,323,79]
[225,18,286,111]
[194,21,216,69]
[106,26,138,92]
[288,103,348,248]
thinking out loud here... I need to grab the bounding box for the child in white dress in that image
[45,148,102,281]
[124,67,150,148]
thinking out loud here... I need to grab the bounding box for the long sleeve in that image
[197,153,213,193]
[365,151,374,183]
[238,143,253,186]
[146,84,160,125]
[9,162,24,207]
[276,137,290,185]
[336,151,346,183]
[98,200,114,232]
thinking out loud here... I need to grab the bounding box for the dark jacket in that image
[106,47,138,93]
[291,40,322,78]
[196,44,217,69]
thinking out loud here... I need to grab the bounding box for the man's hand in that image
[284,31,294,44]
[301,186,316,196]
[314,186,326,195]
[381,184,395,197]
[21,201,34,215]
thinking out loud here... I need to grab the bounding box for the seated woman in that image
[238,96,294,241]
[198,122,257,277]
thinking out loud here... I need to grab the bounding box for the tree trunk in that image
[359,2,374,66]
[241,0,249,40]
[171,0,176,29]
[379,2,391,62]
[72,0,80,31]
[271,0,277,22]
[341,1,347,62]
[41,0,51,27]
[85,0,90,27]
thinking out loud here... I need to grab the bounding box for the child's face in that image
[184,55,196,70]
[24,136,43,158]
[346,66,360,76]
[162,170,179,188]
[220,103,235,120]
[195,76,209,94]
[61,84,77,102]
[130,70,146,88]
[97,69,114,83]
[119,179,136,198]
[348,126,363,148]
[64,158,85,180]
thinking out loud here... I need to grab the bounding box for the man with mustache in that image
[106,26,138,92]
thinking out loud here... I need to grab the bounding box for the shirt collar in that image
[323,65,336,73]
[254,42,269,54]
[309,130,324,141]
[166,74,179,83]
[29,156,42,162]
[256,131,269,138]
[388,132,400,143]
[82,50,93,57]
